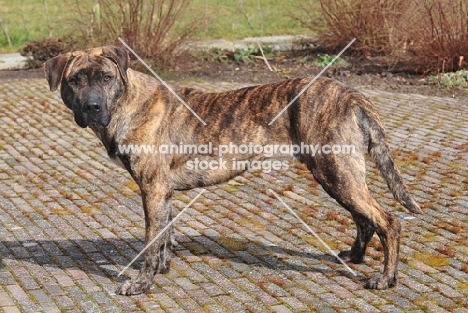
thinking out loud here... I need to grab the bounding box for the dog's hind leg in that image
[338,213,375,264]
[306,153,401,289]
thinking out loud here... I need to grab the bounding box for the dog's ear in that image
[43,53,72,92]
[102,46,129,84]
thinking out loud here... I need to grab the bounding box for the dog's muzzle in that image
[85,100,103,115]
[74,99,111,128]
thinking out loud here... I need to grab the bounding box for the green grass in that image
[191,0,309,40]
[0,0,310,53]
[429,69,468,89]
[314,53,350,67]
[0,0,79,53]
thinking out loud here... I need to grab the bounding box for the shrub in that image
[291,0,408,56]
[403,0,468,73]
[19,36,77,68]
[292,0,468,73]
[72,0,203,66]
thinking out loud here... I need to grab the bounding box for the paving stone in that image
[200,283,226,296]
[152,293,180,309]
[380,305,406,313]
[53,295,76,309]
[279,296,309,312]
[347,297,379,313]
[167,308,188,313]
[270,304,294,313]
[174,277,200,291]
[29,289,52,303]
[0,291,15,306]
[39,302,61,313]
[318,292,350,308]
[5,285,28,301]
[0,78,467,312]
[2,307,21,313]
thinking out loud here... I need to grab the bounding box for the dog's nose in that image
[85,101,102,114]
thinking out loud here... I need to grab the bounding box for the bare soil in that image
[2,52,467,100]
[0,68,44,80]
[170,51,468,99]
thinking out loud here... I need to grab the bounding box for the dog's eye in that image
[103,75,112,82]
[69,78,78,86]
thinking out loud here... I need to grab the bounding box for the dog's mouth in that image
[74,111,90,128]
[74,110,111,128]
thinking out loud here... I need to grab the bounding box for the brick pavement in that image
[0,77,467,312]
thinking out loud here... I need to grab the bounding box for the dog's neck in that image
[89,69,168,158]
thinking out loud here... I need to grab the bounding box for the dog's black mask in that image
[44,46,129,128]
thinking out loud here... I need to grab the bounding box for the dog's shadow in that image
[0,236,358,283]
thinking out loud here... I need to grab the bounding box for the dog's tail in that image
[365,107,422,214]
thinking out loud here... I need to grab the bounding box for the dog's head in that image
[44,46,129,128]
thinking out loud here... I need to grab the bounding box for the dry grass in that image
[219,185,239,193]
[412,252,450,267]
[236,218,265,229]
[51,207,69,215]
[217,237,248,251]
[124,181,141,195]
[80,206,100,216]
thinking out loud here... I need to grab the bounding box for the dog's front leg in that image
[116,183,174,295]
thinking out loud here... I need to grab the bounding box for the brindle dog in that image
[44,46,422,295]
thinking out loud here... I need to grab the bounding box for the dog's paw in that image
[158,263,171,274]
[115,280,151,295]
[337,250,364,264]
[365,274,397,289]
